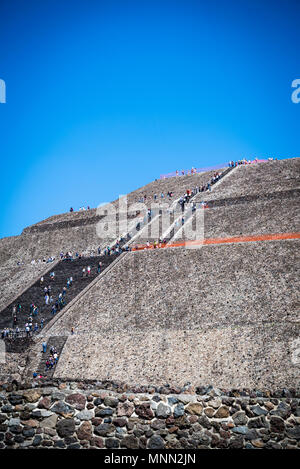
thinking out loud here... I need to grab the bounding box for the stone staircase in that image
[1,165,236,355]
[35,335,68,377]
[0,210,156,354]
[0,255,119,348]
[158,166,237,244]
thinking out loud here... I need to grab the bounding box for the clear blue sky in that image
[0,0,299,238]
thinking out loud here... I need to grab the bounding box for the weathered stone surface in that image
[204,407,215,418]
[168,426,178,434]
[9,424,22,435]
[23,419,38,428]
[209,398,222,409]
[67,443,81,449]
[65,393,86,410]
[0,380,298,449]
[229,437,244,449]
[248,416,268,429]
[38,397,51,410]
[174,403,185,418]
[56,418,76,438]
[39,414,58,429]
[8,417,20,426]
[76,410,94,421]
[94,397,103,406]
[32,409,53,419]
[106,437,120,448]
[15,404,24,412]
[90,437,103,448]
[147,435,165,449]
[22,427,35,437]
[95,408,113,417]
[174,415,190,428]
[271,402,291,419]
[44,427,56,436]
[94,423,115,437]
[91,417,102,426]
[135,403,154,420]
[168,397,178,406]
[54,439,66,448]
[150,419,166,430]
[51,391,66,402]
[23,390,42,403]
[286,426,300,440]
[264,401,274,411]
[252,439,265,448]
[113,417,127,427]
[198,415,212,430]
[76,421,92,440]
[8,394,23,405]
[251,405,267,416]
[270,416,285,433]
[233,411,248,426]
[1,405,13,413]
[156,403,171,419]
[117,402,134,417]
[50,401,75,418]
[185,403,203,415]
[214,406,230,419]
[232,425,259,440]
[19,411,31,421]
[178,395,196,405]
[189,415,198,424]
[121,434,139,449]
[103,397,119,408]
[64,436,77,445]
[32,435,43,446]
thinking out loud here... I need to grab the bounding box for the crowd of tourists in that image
[173,167,202,176]
[138,191,174,204]
[69,206,91,212]
[1,267,75,340]
[138,171,223,209]
[2,238,132,341]
[5,167,226,343]
[16,256,56,267]
[227,158,271,167]
[42,344,59,371]
[170,158,270,177]
[134,169,221,250]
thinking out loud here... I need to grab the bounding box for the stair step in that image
[35,335,68,378]
[0,255,119,351]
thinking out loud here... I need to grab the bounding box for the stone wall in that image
[26,241,300,390]
[0,381,299,449]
